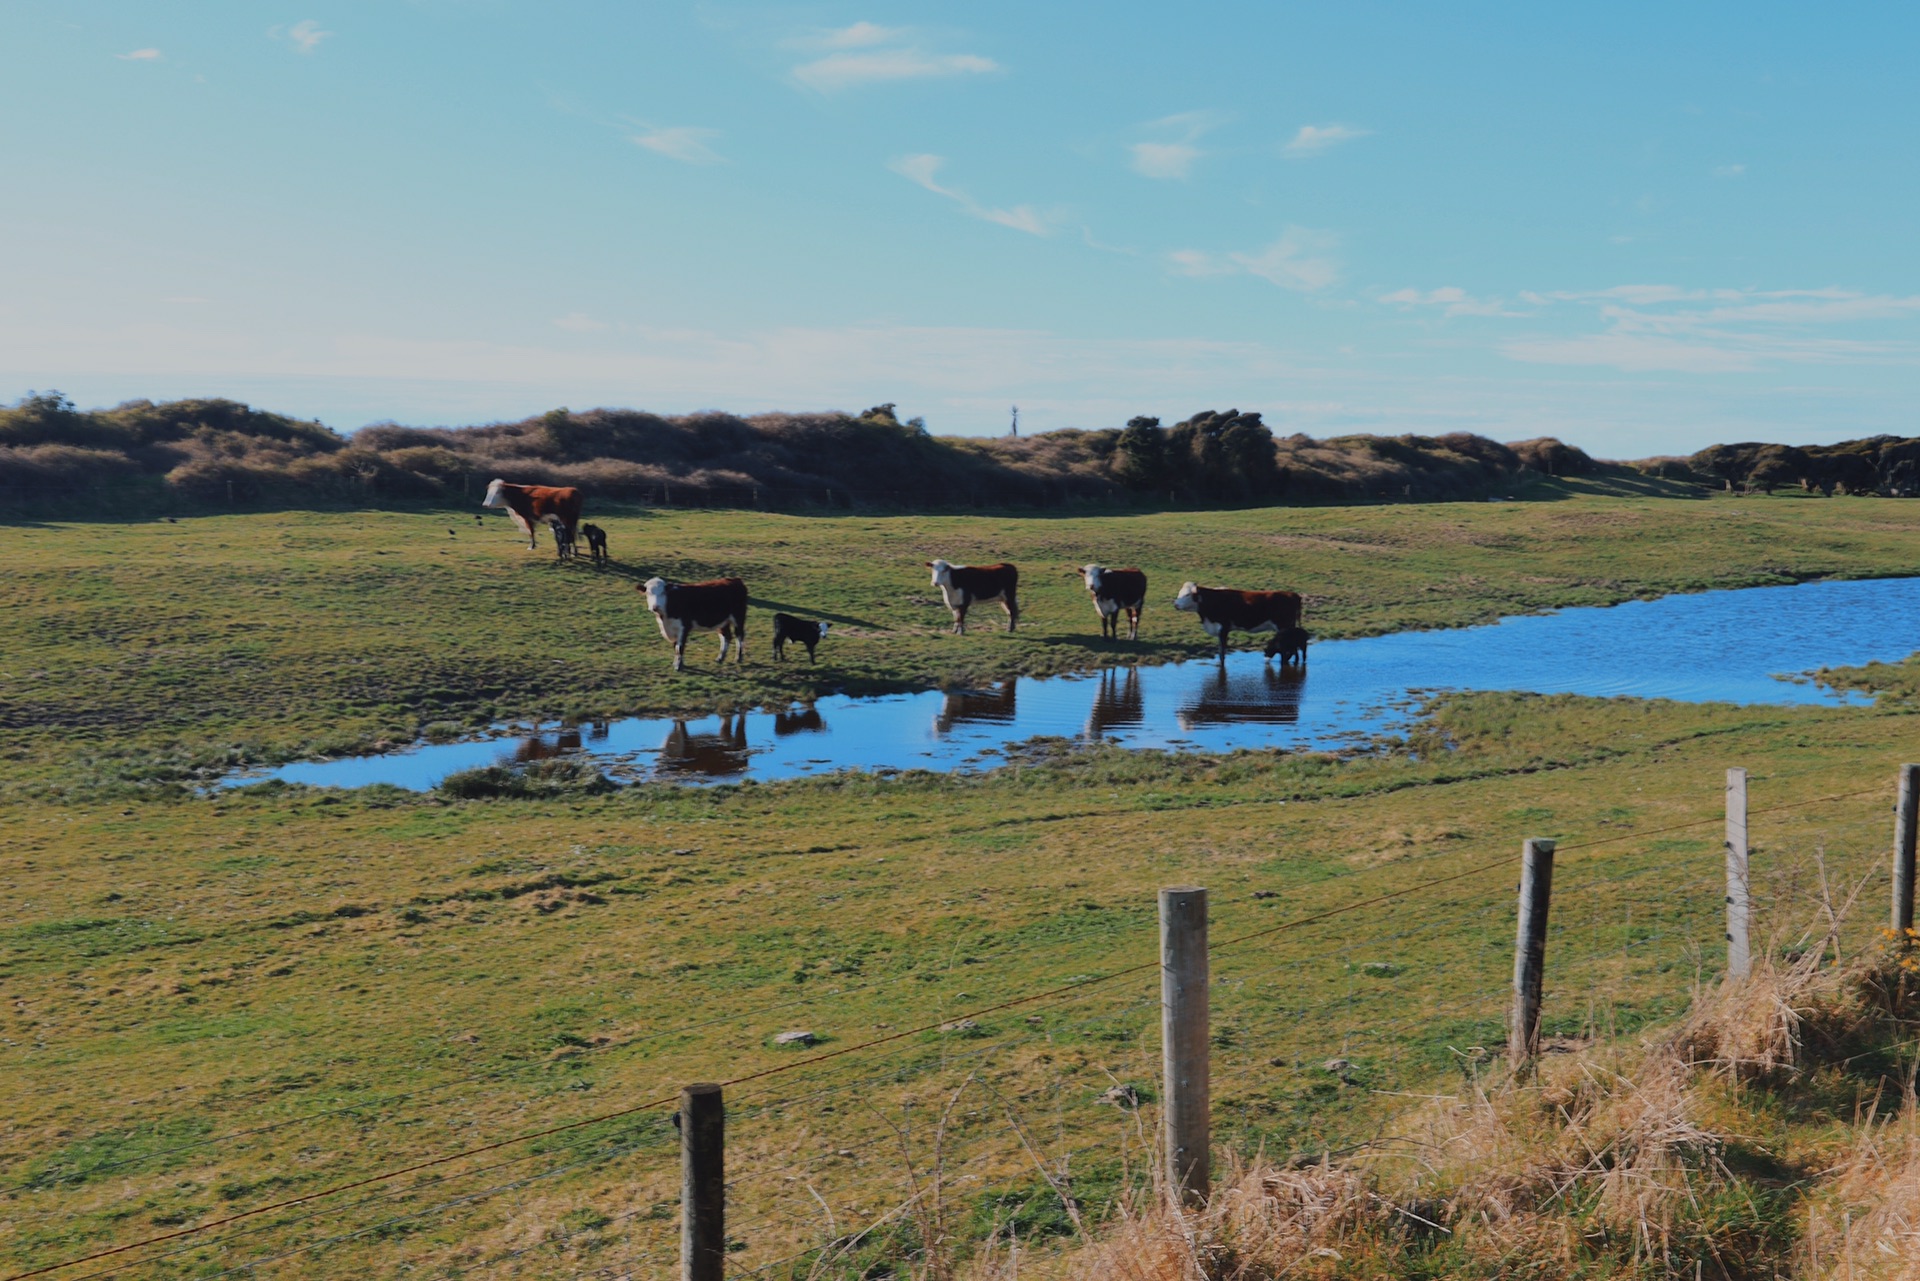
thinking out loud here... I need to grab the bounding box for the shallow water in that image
[229,577,1920,791]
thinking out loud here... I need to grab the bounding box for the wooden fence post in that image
[1508,839,1556,1079]
[1159,886,1209,1207]
[1726,767,1751,981]
[1894,764,1919,937]
[681,1083,724,1281]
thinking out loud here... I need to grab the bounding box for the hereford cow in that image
[926,560,1019,634]
[1081,565,1147,640]
[770,613,830,663]
[641,576,748,672]
[1172,582,1305,662]
[482,479,584,561]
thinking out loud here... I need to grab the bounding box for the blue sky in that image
[3,2,1916,455]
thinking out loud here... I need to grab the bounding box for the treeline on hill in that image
[1,389,1913,513]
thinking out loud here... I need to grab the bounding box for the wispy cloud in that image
[890,154,1054,236]
[1129,111,1228,180]
[116,47,162,61]
[1380,286,1517,317]
[628,124,725,165]
[1712,163,1747,179]
[1500,286,1920,372]
[1281,123,1369,158]
[269,19,332,54]
[791,24,998,92]
[1171,227,1341,291]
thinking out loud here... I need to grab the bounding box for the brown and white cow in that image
[641,576,748,671]
[483,479,584,561]
[926,559,1019,634]
[1081,564,1146,640]
[1172,582,1304,662]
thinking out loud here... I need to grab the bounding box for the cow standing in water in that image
[1172,582,1304,663]
[482,479,584,561]
[642,577,748,672]
[926,560,1019,634]
[1081,565,1146,640]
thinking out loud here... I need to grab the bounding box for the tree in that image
[1114,416,1167,491]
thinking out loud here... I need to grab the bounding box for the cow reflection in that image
[514,728,583,762]
[773,707,828,736]
[1086,667,1144,736]
[1176,665,1306,730]
[586,721,611,742]
[935,679,1018,734]
[658,713,751,777]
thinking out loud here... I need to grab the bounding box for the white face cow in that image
[1173,581,1201,613]
[643,577,685,646]
[927,559,956,592]
[1081,564,1106,593]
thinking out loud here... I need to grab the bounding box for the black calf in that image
[771,613,830,663]
[1263,625,1310,666]
[579,522,608,566]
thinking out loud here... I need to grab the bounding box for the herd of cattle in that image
[480,478,1309,673]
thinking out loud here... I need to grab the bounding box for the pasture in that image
[7,493,1920,1277]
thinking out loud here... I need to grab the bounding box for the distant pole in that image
[1009,405,1019,438]
[1508,839,1555,1078]
[1726,768,1751,980]
[1895,764,1919,937]
[1159,886,1209,1206]
[681,1084,724,1281]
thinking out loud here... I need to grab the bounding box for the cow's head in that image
[926,559,955,589]
[481,478,509,508]
[1081,564,1105,592]
[641,577,670,615]
[1173,582,1201,613]
[817,622,832,638]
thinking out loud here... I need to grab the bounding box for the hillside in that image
[0,393,1653,513]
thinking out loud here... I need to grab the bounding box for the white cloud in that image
[1168,228,1340,291]
[1380,286,1517,317]
[1712,163,1747,179]
[794,48,997,91]
[889,154,1055,236]
[116,48,162,61]
[1282,123,1370,158]
[812,21,903,49]
[270,19,332,53]
[1128,110,1228,180]
[629,125,725,165]
[553,313,608,333]
[1130,142,1200,180]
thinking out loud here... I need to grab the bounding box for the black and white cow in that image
[1081,564,1147,640]
[925,560,1019,634]
[641,576,748,671]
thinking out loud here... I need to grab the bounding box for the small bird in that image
[448,528,457,537]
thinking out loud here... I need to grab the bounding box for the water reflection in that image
[774,707,828,736]
[659,714,751,777]
[1176,664,1306,730]
[935,679,1019,734]
[587,721,611,742]
[1086,667,1144,736]
[513,728,582,762]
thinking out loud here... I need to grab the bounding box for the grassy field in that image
[6,493,1920,1278]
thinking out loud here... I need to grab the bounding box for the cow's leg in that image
[1004,594,1018,633]
[673,631,689,672]
[1127,607,1140,641]
[717,625,732,664]
[1218,627,1231,663]
[734,616,746,664]
[952,602,968,635]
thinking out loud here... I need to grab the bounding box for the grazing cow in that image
[1080,564,1147,640]
[1265,625,1310,667]
[770,613,831,663]
[482,479,584,561]
[641,576,748,672]
[578,522,609,566]
[926,559,1019,634]
[1172,582,1305,662]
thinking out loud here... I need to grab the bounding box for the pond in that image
[226,576,1919,791]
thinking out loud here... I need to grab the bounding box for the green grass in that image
[5,494,1920,1276]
